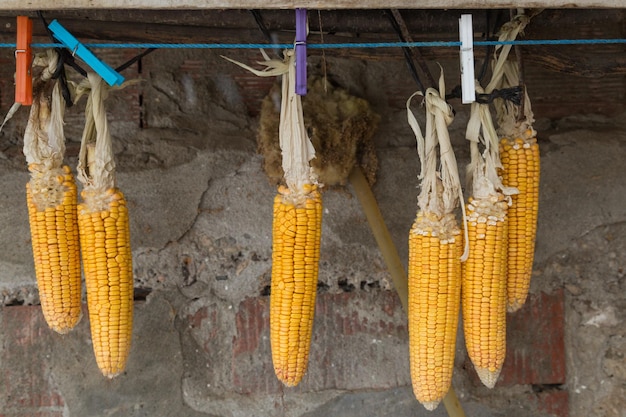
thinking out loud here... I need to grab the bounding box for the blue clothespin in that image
[294,8,307,96]
[48,20,124,87]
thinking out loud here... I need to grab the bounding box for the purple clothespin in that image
[295,8,307,96]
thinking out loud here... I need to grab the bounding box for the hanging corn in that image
[223,50,322,386]
[463,96,512,389]
[406,69,465,410]
[75,73,134,378]
[22,51,82,334]
[462,16,528,388]
[495,54,541,313]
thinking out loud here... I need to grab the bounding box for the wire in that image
[478,39,626,46]
[115,48,156,72]
[250,10,274,44]
[0,38,625,49]
[386,10,426,94]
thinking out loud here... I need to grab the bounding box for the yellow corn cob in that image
[270,184,322,386]
[408,211,462,410]
[462,195,508,388]
[499,132,540,312]
[26,164,82,334]
[78,187,133,378]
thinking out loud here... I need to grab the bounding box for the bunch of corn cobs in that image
[229,29,540,413]
[405,16,540,410]
[23,28,539,407]
[24,58,133,379]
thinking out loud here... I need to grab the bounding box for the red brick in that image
[227,291,409,395]
[232,297,265,357]
[0,306,66,417]
[465,290,566,387]
[187,305,209,329]
[499,289,566,386]
[230,297,277,394]
[180,59,207,76]
[535,390,569,417]
[232,72,276,116]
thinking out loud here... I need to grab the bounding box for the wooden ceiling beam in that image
[0,0,624,10]
[0,9,621,42]
[0,9,488,34]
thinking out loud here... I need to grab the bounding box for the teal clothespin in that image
[48,19,124,86]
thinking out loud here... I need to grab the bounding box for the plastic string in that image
[0,38,625,49]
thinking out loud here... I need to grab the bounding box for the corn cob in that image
[78,187,133,378]
[26,164,82,333]
[462,195,509,388]
[405,74,465,409]
[500,132,540,312]
[227,50,321,385]
[22,55,82,335]
[408,211,462,410]
[75,73,134,378]
[270,184,322,386]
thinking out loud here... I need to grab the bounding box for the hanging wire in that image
[250,9,283,58]
[250,9,273,43]
[385,10,426,94]
[115,48,157,72]
[476,10,504,84]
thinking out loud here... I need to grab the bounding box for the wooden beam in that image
[1,9,621,43]
[0,9,483,34]
[0,0,624,11]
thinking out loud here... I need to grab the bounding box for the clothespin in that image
[294,8,307,96]
[15,16,33,106]
[459,14,476,104]
[48,19,124,87]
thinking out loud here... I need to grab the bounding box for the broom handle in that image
[348,166,466,417]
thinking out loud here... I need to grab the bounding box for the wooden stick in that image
[348,166,466,417]
[443,387,466,417]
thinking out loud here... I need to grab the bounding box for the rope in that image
[0,38,625,49]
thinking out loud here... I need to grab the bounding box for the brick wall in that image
[0,289,568,416]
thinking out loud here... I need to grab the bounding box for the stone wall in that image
[0,44,624,417]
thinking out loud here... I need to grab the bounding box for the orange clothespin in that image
[15,16,33,106]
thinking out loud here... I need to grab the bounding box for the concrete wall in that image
[0,46,624,417]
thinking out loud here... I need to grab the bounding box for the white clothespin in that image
[459,14,475,104]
